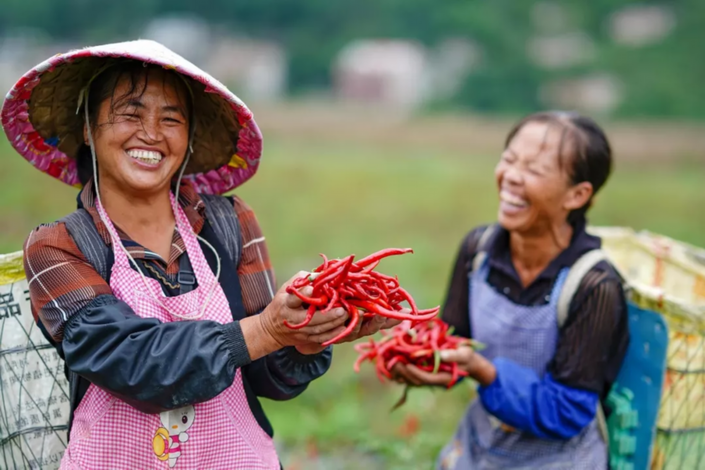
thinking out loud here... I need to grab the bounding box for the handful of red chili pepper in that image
[285,248,440,346]
[353,318,479,389]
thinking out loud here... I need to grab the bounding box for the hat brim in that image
[1,40,262,195]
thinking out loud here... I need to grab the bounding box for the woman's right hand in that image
[241,272,351,360]
[391,346,497,388]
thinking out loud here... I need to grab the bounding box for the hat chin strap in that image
[83,89,221,319]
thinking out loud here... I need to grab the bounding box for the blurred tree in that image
[0,0,702,118]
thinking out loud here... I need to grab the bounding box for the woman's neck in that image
[509,221,573,287]
[98,181,176,260]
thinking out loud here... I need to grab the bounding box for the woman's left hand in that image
[337,315,402,344]
[391,346,496,387]
[295,316,402,354]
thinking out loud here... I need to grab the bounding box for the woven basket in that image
[590,227,705,469]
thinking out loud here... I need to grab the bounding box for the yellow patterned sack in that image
[0,251,69,469]
[591,227,705,470]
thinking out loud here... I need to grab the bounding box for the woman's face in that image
[494,121,592,234]
[88,69,190,196]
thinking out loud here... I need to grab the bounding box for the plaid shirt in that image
[23,180,275,341]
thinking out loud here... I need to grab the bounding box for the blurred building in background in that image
[333,40,430,110]
[143,15,288,102]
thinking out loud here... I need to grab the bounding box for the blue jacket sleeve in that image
[478,357,599,440]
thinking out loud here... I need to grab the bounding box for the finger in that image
[391,363,422,386]
[347,314,363,337]
[284,285,315,309]
[405,364,453,387]
[439,346,474,366]
[357,315,385,337]
[298,311,349,337]
[380,317,402,330]
[305,307,348,327]
[306,323,349,344]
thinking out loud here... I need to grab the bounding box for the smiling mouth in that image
[499,190,529,209]
[127,149,163,165]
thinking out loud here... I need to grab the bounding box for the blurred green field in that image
[1,120,705,469]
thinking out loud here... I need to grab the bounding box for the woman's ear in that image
[564,181,593,211]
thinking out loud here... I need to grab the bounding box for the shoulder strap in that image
[471,224,498,273]
[554,247,611,446]
[199,194,242,267]
[61,209,111,281]
[556,249,608,329]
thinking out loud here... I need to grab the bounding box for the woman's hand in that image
[391,346,496,387]
[294,305,403,352]
[241,272,352,359]
[332,316,403,345]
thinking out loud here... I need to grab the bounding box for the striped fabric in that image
[23,180,275,342]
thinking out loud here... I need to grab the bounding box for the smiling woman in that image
[392,111,629,470]
[78,64,195,261]
[497,112,612,234]
[2,40,393,470]
[77,63,192,192]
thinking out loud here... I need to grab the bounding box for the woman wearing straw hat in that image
[3,40,392,469]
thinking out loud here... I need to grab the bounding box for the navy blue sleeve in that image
[478,358,599,439]
[441,227,486,339]
[244,346,333,401]
[62,295,251,414]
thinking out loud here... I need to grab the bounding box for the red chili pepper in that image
[322,305,360,346]
[353,248,413,269]
[314,253,330,272]
[350,300,439,321]
[321,289,339,314]
[353,318,480,399]
[354,350,374,373]
[365,284,388,302]
[398,287,419,315]
[339,286,357,298]
[292,276,311,289]
[361,260,380,273]
[332,256,355,288]
[313,255,354,289]
[346,272,375,282]
[386,355,409,370]
[449,362,459,388]
[352,282,371,300]
[285,286,329,307]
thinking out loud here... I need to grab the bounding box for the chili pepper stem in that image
[390,385,410,412]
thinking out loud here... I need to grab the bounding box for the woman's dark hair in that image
[504,111,612,224]
[76,61,193,186]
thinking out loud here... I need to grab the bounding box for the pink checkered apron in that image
[60,193,280,470]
